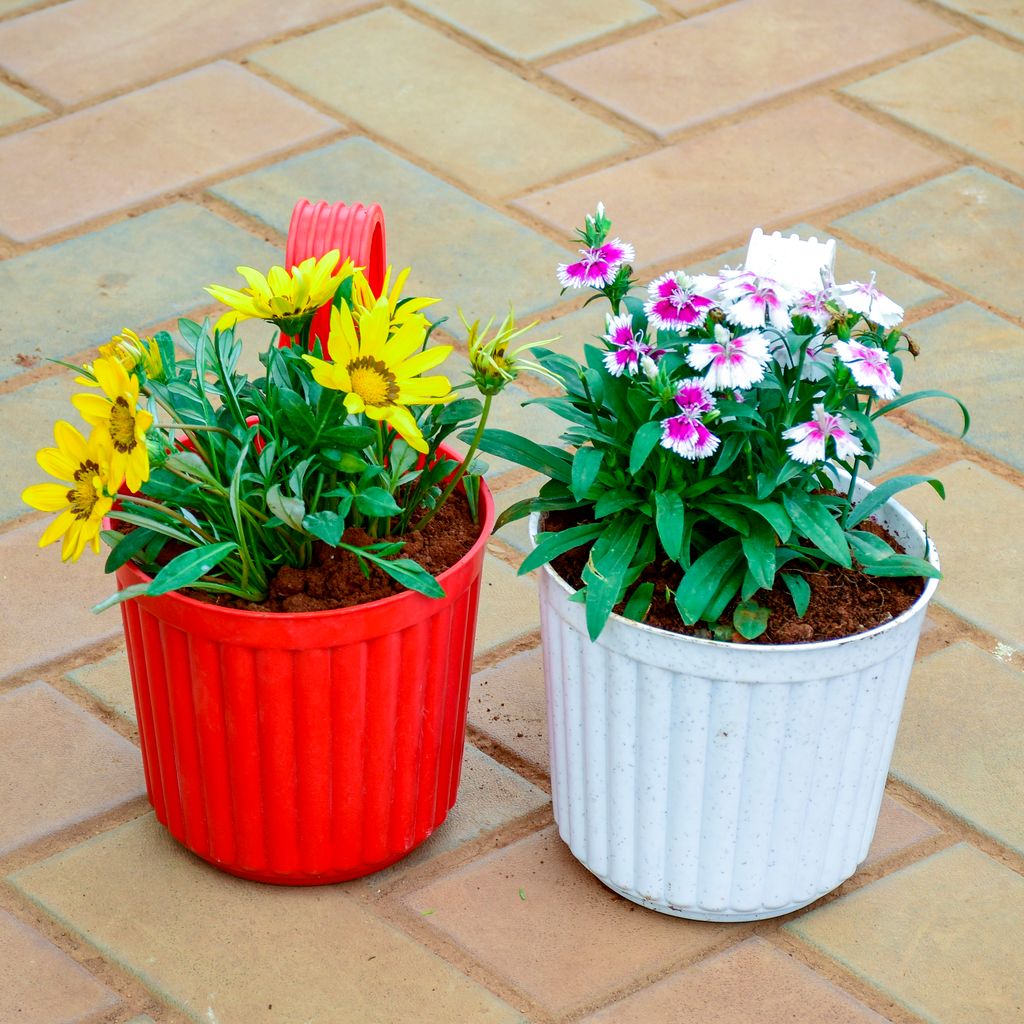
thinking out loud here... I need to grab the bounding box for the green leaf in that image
[712,433,746,476]
[277,388,317,442]
[622,581,655,622]
[629,421,663,476]
[717,497,792,542]
[860,555,942,579]
[325,451,367,474]
[781,572,811,617]
[740,518,777,591]
[265,485,306,530]
[354,487,402,518]
[146,542,238,596]
[438,398,483,424]
[475,429,573,483]
[674,537,743,625]
[782,491,852,568]
[845,528,899,563]
[594,490,639,518]
[303,510,346,546]
[704,563,745,624]
[91,582,152,614]
[733,600,770,640]
[320,424,377,449]
[368,554,445,598]
[571,446,604,501]
[582,516,644,640]
[520,521,604,575]
[872,389,970,437]
[654,491,685,561]
[846,474,945,529]
[104,527,158,573]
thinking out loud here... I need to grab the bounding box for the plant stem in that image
[117,495,216,543]
[414,393,493,531]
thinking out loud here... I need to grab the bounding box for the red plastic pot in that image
[114,456,494,885]
[282,198,387,349]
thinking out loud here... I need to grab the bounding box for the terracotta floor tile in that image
[250,8,629,196]
[408,0,657,60]
[212,137,570,334]
[11,815,524,1024]
[366,745,548,883]
[0,682,142,854]
[897,460,1024,649]
[904,303,1024,470]
[0,909,120,1024]
[787,844,1024,1024]
[407,826,732,1015]
[0,80,43,127]
[861,795,939,868]
[0,521,123,680]
[0,0,366,104]
[0,202,279,381]
[470,648,549,770]
[476,556,540,656]
[516,97,950,267]
[931,0,1024,42]
[894,642,1024,855]
[847,37,1024,178]
[833,167,1024,320]
[0,63,337,242]
[65,647,135,724]
[548,0,954,136]
[583,936,887,1023]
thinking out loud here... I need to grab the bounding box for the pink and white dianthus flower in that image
[834,339,900,400]
[601,312,665,377]
[557,238,635,289]
[660,412,720,460]
[722,274,794,331]
[792,288,833,329]
[834,275,903,328]
[686,324,771,391]
[770,333,831,381]
[644,272,715,332]
[673,379,717,415]
[782,403,864,465]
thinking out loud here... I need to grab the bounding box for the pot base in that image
[597,873,837,922]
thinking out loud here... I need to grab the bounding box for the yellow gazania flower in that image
[22,422,114,562]
[350,265,439,331]
[72,356,154,492]
[302,297,454,453]
[205,251,355,334]
[77,328,163,386]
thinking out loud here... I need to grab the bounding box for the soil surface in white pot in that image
[540,508,924,645]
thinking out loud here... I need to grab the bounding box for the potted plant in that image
[21,200,546,885]
[481,206,969,921]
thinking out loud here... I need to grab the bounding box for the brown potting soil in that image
[540,510,925,645]
[124,490,482,613]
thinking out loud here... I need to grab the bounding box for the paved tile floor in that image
[1,1,1022,1021]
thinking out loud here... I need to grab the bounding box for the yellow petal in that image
[383,405,428,453]
[395,344,452,379]
[344,392,365,415]
[358,300,391,359]
[236,266,271,300]
[22,482,70,512]
[383,317,431,366]
[36,446,75,481]
[39,508,75,549]
[72,392,112,425]
[327,304,357,365]
[53,420,88,462]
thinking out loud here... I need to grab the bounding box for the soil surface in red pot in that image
[122,491,483,613]
[541,509,924,645]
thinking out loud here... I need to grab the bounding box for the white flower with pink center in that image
[792,288,833,328]
[782,403,864,465]
[834,339,900,400]
[835,275,903,328]
[660,412,720,460]
[686,324,771,391]
[601,313,664,378]
[673,379,716,415]
[723,274,794,331]
[557,238,635,289]
[644,272,715,332]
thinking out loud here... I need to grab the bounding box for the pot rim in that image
[528,474,940,653]
[112,443,494,623]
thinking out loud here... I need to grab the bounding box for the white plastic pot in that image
[531,479,939,922]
